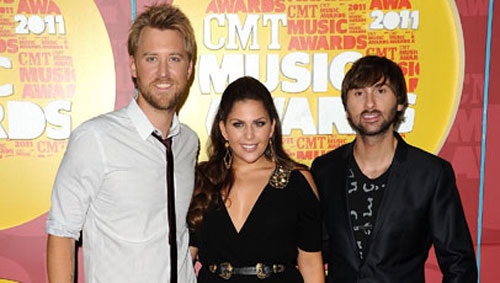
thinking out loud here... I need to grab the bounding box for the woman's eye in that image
[256,121,266,127]
[232,122,243,128]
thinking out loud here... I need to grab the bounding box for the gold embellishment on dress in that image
[269,165,291,189]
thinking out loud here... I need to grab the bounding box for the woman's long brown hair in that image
[187,76,305,232]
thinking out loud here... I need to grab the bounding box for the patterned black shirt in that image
[347,155,391,260]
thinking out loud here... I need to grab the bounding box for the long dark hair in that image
[187,76,304,231]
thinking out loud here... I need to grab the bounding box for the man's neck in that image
[353,130,398,179]
[148,109,174,139]
[136,97,174,139]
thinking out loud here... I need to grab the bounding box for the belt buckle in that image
[256,263,269,279]
[273,264,285,273]
[219,262,233,280]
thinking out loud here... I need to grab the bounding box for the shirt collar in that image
[126,97,181,140]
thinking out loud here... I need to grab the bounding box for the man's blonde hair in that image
[127,4,196,61]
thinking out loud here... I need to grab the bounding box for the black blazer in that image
[311,133,477,283]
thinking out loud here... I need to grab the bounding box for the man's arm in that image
[430,161,477,283]
[46,125,104,282]
[47,234,76,283]
[189,246,198,263]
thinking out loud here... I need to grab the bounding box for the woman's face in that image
[219,99,275,166]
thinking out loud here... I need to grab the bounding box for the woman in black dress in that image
[188,77,324,282]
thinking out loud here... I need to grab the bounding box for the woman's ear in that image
[269,119,276,138]
[219,120,228,141]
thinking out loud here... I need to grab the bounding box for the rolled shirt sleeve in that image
[46,123,105,240]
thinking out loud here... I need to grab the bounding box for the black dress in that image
[191,170,322,282]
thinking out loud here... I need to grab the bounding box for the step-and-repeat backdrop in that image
[0,0,498,282]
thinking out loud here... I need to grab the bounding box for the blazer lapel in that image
[364,133,410,256]
[337,142,363,267]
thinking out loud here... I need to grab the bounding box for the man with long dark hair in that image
[312,55,477,282]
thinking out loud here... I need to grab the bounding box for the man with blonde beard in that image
[46,4,198,283]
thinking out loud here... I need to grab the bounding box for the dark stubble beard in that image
[137,77,180,111]
[347,104,398,137]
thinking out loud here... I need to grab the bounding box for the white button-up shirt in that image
[46,98,198,283]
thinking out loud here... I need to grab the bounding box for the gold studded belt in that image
[208,262,286,280]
